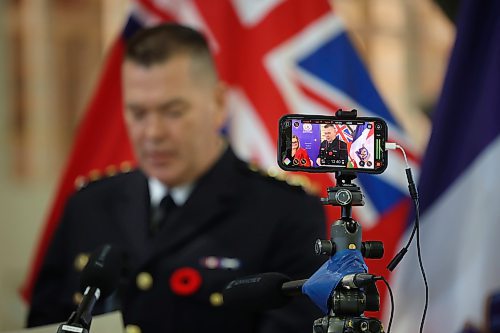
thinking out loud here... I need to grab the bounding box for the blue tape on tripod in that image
[302,249,368,314]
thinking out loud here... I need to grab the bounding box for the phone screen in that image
[278,115,388,173]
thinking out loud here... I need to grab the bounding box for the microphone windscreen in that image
[223,272,292,311]
[80,244,123,298]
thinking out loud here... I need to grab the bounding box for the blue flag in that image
[390,0,500,332]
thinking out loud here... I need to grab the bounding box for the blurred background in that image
[0,0,454,330]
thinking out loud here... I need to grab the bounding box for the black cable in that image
[382,146,429,333]
[414,199,428,333]
[402,218,418,249]
[403,168,429,333]
[377,276,394,333]
[387,167,419,271]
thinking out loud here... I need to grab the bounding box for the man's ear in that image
[213,81,229,128]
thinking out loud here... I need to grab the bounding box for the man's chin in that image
[142,166,178,185]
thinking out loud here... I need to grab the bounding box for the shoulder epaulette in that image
[74,161,135,191]
[243,161,320,195]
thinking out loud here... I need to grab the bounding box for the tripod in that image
[311,171,385,333]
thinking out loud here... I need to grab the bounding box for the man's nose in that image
[145,114,167,139]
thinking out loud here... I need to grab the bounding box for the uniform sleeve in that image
[317,142,325,161]
[26,196,78,327]
[257,190,327,333]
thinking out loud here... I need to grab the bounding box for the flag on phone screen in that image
[21,0,419,318]
[389,0,500,331]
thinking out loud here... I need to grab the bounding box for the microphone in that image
[223,272,379,311]
[223,273,298,311]
[57,244,123,333]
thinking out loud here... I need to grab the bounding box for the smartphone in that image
[278,114,388,174]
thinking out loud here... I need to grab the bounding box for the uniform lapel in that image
[149,147,242,257]
[111,170,151,261]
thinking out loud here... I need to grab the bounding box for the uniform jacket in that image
[27,147,326,333]
[317,138,348,166]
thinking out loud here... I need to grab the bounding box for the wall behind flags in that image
[0,0,453,330]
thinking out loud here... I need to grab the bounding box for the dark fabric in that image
[317,138,348,166]
[149,194,178,236]
[27,147,327,333]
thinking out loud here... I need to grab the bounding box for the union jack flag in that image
[22,0,420,320]
[334,124,353,143]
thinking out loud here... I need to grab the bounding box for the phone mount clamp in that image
[311,110,386,333]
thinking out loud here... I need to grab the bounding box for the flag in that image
[20,31,136,301]
[22,0,419,321]
[349,124,375,169]
[389,0,500,332]
[335,124,353,144]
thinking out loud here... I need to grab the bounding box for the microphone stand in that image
[56,286,100,333]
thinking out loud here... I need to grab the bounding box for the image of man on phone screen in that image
[316,124,348,167]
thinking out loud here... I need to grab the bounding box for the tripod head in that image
[305,171,385,333]
[315,172,384,259]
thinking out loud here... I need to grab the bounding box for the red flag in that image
[20,39,136,302]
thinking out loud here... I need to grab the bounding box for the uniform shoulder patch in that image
[241,161,319,195]
[74,162,136,191]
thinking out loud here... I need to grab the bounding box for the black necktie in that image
[150,194,177,236]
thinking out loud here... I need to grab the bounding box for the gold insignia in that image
[72,292,83,305]
[209,292,224,307]
[74,176,87,190]
[105,165,117,176]
[120,161,133,173]
[73,161,136,190]
[89,169,101,181]
[125,324,142,333]
[74,253,89,272]
[248,162,260,172]
[266,166,281,179]
[136,272,153,291]
[285,174,306,187]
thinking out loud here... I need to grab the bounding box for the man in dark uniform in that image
[27,24,326,333]
[316,124,348,167]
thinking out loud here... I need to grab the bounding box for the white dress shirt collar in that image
[148,177,194,207]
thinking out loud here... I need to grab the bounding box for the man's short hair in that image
[324,124,334,129]
[125,23,215,72]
